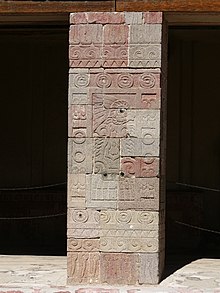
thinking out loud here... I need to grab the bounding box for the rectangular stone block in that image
[130,24,162,44]
[93,102,127,138]
[67,252,100,284]
[89,69,160,92]
[68,174,86,208]
[120,157,159,177]
[69,45,102,68]
[87,12,125,24]
[102,45,128,68]
[139,253,160,284]
[129,45,161,68]
[94,138,120,173]
[100,253,138,285]
[125,12,143,24]
[67,239,100,252]
[70,24,103,45]
[68,138,93,174]
[127,109,160,138]
[144,12,163,24]
[70,12,125,24]
[121,138,159,157]
[70,13,88,24]
[118,177,159,211]
[104,25,128,45]
[69,69,90,105]
[68,105,92,138]
[86,174,118,209]
[100,237,158,253]
[67,209,100,238]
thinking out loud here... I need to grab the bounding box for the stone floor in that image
[0,255,220,293]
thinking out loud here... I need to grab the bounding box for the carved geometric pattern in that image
[118,177,160,210]
[67,252,100,284]
[86,174,118,209]
[94,138,120,173]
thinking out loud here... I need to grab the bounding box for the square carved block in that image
[118,177,160,210]
[100,253,138,285]
[67,252,100,284]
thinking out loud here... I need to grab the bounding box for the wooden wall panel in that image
[1,0,220,14]
[0,1,114,13]
[117,0,220,12]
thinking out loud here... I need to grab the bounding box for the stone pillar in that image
[67,12,167,285]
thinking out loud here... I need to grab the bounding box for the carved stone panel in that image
[121,138,160,157]
[94,138,120,173]
[69,69,90,105]
[100,253,138,285]
[86,174,118,209]
[68,138,93,174]
[68,209,100,238]
[68,174,86,208]
[67,252,100,284]
[120,157,159,178]
[99,210,159,253]
[118,177,160,210]
[67,239,100,252]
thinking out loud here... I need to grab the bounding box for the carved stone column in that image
[67,12,167,285]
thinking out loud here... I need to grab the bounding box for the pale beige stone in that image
[130,24,162,44]
[86,174,118,209]
[67,239,100,252]
[139,253,160,284]
[127,109,160,138]
[125,12,143,24]
[121,138,159,157]
[68,138,93,174]
[67,252,100,284]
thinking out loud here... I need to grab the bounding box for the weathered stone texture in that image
[121,157,159,178]
[68,11,166,285]
[67,252,100,284]
[139,253,160,284]
[118,177,160,210]
[100,253,138,285]
[68,239,100,252]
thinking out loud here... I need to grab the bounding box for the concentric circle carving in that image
[96,73,112,88]
[137,211,154,224]
[117,73,133,88]
[116,211,132,223]
[74,73,89,88]
[100,211,111,223]
[139,73,156,88]
[72,210,88,223]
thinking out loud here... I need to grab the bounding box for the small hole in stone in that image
[79,213,82,217]
[120,172,125,177]
[103,173,108,177]
[120,109,125,113]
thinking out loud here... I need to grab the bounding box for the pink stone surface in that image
[144,12,163,24]
[100,253,138,285]
[121,157,159,177]
[70,13,88,24]
[104,25,128,45]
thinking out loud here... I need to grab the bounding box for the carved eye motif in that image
[72,210,88,223]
